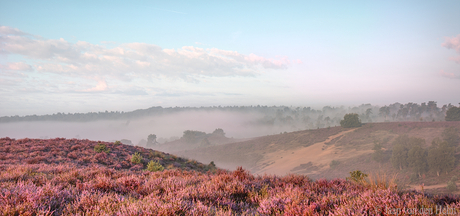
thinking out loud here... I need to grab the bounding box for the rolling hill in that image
[171,121,460,194]
[2,136,460,214]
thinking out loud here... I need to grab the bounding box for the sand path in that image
[255,128,373,176]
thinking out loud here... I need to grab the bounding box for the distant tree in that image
[212,128,225,137]
[407,138,427,177]
[120,139,132,145]
[340,113,362,128]
[379,106,390,121]
[445,106,460,121]
[447,176,458,192]
[147,134,158,146]
[428,138,455,176]
[182,130,207,143]
[372,141,385,163]
[442,127,460,149]
[391,135,410,170]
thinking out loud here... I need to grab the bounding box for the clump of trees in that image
[389,127,459,177]
[445,106,460,121]
[340,113,362,128]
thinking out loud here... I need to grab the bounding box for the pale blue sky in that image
[1,0,459,116]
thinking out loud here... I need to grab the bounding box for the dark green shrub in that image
[94,143,110,153]
[340,113,362,128]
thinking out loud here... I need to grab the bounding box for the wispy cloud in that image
[439,70,459,79]
[442,34,460,64]
[0,26,293,82]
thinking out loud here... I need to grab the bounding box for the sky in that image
[1,0,459,116]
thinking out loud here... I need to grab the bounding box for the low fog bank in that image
[0,110,298,145]
[0,102,454,149]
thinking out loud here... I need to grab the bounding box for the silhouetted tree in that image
[147,134,158,146]
[446,106,460,121]
[340,113,362,128]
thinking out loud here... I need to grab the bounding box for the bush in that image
[447,180,457,192]
[410,173,418,183]
[94,143,110,153]
[445,106,460,121]
[340,113,362,128]
[146,160,164,172]
[330,160,340,169]
[131,152,143,164]
[347,170,368,183]
[114,140,121,145]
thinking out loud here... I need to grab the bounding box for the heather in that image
[2,138,460,215]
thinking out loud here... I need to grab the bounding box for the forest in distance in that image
[1,101,458,125]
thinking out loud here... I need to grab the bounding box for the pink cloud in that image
[0,26,294,81]
[442,34,460,53]
[2,62,33,71]
[442,34,460,65]
[439,70,459,79]
[82,79,108,92]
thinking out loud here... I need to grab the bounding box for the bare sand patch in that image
[255,128,373,176]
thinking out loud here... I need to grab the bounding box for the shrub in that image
[410,173,418,183]
[447,180,457,192]
[347,170,368,183]
[94,143,110,153]
[445,106,460,121]
[114,140,121,145]
[340,113,362,128]
[330,160,340,169]
[146,160,164,172]
[131,152,143,164]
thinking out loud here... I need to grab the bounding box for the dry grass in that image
[358,171,398,191]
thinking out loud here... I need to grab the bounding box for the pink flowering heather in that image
[1,137,460,215]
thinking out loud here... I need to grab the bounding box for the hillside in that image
[172,121,460,194]
[2,137,460,214]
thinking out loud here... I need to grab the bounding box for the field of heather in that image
[2,137,460,215]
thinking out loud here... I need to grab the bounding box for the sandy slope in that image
[254,128,373,176]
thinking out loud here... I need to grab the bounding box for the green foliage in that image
[428,138,455,176]
[447,180,457,192]
[442,127,460,149]
[94,143,110,153]
[348,170,368,183]
[372,141,385,163]
[391,135,410,170]
[114,140,121,145]
[407,138,427,176]
[146,160,164,172]
[131,152,143,164]
[340,113,362,128]
[445,106,460,121]
[330,160,340,169]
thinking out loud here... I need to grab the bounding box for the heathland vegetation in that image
[2,137,460,215]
